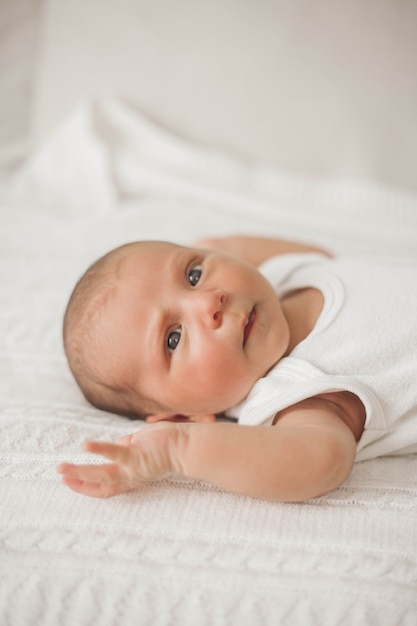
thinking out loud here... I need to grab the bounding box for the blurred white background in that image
[2,0,417,192]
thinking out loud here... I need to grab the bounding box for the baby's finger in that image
[57,461,122,484]
[83,440,132,464]
[116,434,133,446]
[61,475,127,499]
[193,238,217,250]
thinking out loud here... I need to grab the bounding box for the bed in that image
[1,2,417,625]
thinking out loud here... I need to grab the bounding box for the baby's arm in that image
[170,400,356,501]
[195,235,331,267]
[58,400,356,502]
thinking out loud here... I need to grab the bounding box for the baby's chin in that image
[146,413,216,424]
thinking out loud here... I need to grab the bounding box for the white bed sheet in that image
[1,99,417,625]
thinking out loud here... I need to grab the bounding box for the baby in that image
[58,235,417,502]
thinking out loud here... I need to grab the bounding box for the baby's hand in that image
[193,236,258,265]
[57,422,183,498]
[193,236,236,255]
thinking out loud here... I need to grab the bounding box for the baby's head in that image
[64,240,289,420]
[63,242,150,418]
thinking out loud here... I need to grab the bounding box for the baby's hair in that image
[63,242,158,420]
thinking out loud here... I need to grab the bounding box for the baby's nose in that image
[198,289,227,328]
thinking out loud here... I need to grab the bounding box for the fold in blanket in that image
[11,98,417,254]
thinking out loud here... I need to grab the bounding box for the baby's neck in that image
[281,287,324,354]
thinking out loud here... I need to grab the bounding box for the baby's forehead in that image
[134,240,183,254]
[110,241,185,304]
[118,240,186,273]
[121,240,182,261]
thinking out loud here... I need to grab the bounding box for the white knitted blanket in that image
[1,100,417,625]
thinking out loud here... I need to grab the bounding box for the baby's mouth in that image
[243,307,256,346]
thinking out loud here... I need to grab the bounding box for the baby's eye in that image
[167,328,182,352]
[188,264,202,287]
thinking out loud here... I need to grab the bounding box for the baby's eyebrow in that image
[170,248,196,283]
[148,304,170,366]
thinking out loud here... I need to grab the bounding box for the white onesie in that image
[229,253,417,462]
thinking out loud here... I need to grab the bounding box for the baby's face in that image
[103,241,290,416]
